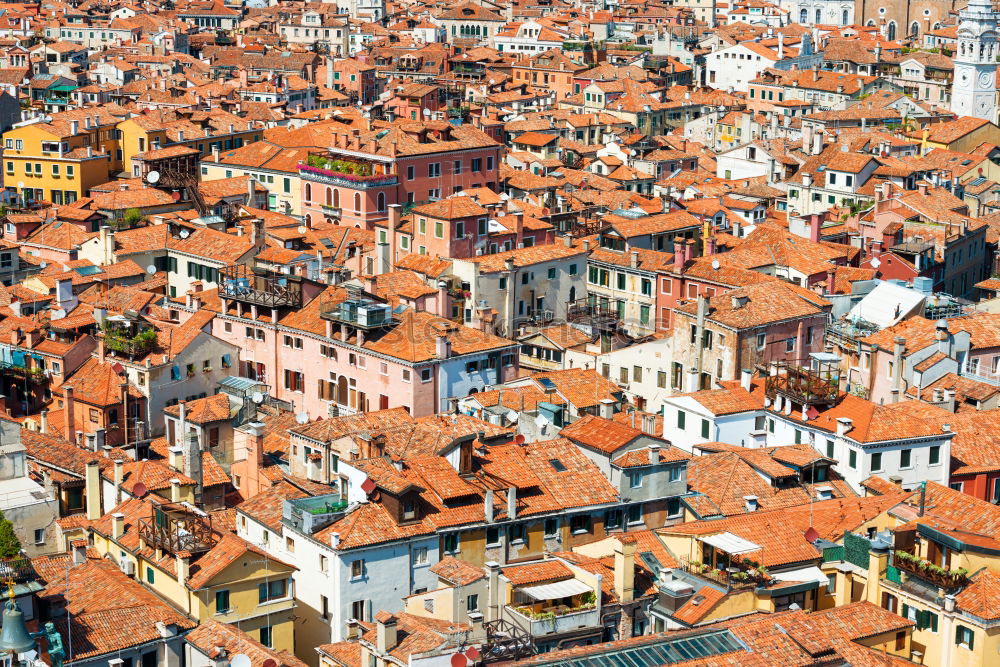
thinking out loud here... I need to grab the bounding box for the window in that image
[350,559,364,579]
[657,371,667,388]
[406,165,415,180]
[849,450,857,469]
[428,162,441,177]
[669,466,682,483]
[701,419,710,439]
[900,449,912,469]
[258,579,287,603]
[628,470,642,488]
[351,600,367,622]
[826,574,836,594]
[467,594,479,612]
[570,514,591,534]
[285,536,295,553]
[215,589,230,613]
[443,533,459,553]
[486,526,501,546]
[508,523,526,543]
[259,626,273,648]
[955,625,974,650]
[929,445,940,465]
[666,497,682,517]
[471,158,481,172]
[434,221,443,238]
[871,452,882,472]
[319,554,328,573]
[605,509,623,530]
[544,518,558,537]
[33,528,44,545]
[756,333,765,349]
[627,504,642,525]
[677,409,687,430]
[413,547,428,565]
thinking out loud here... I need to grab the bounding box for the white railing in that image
[962,360,1000,387]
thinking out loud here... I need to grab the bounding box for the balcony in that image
[962,360,1000,387]
[0,360,48,385]
[103,315,157,358]
[566,298,619,331]
[137,504,216,555]
[0,557,38,584]
[298,155,397,190]
[219,264,303,309]
[892,549,968,591]
[678,558,765,592]
[764,359,840,407]
[505,603,599,637]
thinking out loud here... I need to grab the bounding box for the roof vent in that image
[743,495,759,512]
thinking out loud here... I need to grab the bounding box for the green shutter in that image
[901,603,909,621]
[930,612,938,633]
[968,628,975,650]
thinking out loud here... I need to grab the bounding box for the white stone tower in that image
[952,0,999,121]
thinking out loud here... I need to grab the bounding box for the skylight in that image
[549,458,567,472]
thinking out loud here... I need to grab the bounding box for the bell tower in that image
[952,0,999,121]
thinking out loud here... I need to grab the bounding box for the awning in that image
[519,578,592,601]
[701,532,761,555]
[770,566,827,585]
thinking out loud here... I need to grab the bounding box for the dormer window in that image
[403,499,416,521]
[459,440,474,475]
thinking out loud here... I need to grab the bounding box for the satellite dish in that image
[39,261,47,269]
[450,655,468,667]
[146,170,160,184]
[145,264,157,275]
[496,211,506,218]
[514,434,525,445]
[297,225,308,234]
[230,655,251,667]
[132,482,148,498]
[51,308,66,319]
[178,229,190,239]
[711,259,720,270]
[422,107,431,117]
[251,392,264,404]
[262,660,277,667]
[295,411,309,424]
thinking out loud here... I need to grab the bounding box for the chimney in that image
[85,460,102,520]
[387,204,401,270]
[598,398,615,419]
[70,119,79,135]
[345,618,359,640]
[836,417,853,436]
[185,432,203,505]
[613,538,636,603]
[507,487,517,520]
[330,532,341,549]
[826,268,836,294]
[375,613,399,654]
[648,443,660,464]
[740,368,752,391]
[169,478,182,503]
[176,555,190,586]
[168,446,183,471]
[113,459,124,501]
[484,489,495,522]
[704,236,716,256]
[64,385,76,443]
[809,214,821,243]
[630,250,639,268]
[436,333,451,359]
[40,408,49,434]
[72,541,87,565]
[112,512,125,539]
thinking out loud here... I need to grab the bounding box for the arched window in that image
[304,183,312,202]
[569,286,576,302]
[866,19,876,26]
[377,192,386,212]
[910,21,919,37]
[800,8,807,23]
[842,9,849,24]
[305,213,313,228]
[326,187,332,206]
[887,21,896,41]
[333,189,340,207]
[815,8,821,23]
[354,192,361,213]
